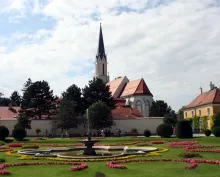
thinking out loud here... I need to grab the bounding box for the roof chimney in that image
[8,103,12,110]
[199,87,203,94]
[210,82,214,90]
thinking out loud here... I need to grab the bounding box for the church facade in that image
[95,24,154,117]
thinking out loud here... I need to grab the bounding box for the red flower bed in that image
[8,143,23,148]
[168,141,198,148]
[0,147,12,152]
[0,162,88,175]
[151,141,165,144]
[106,161,126,169]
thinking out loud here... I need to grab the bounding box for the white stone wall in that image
[123,95,154,117]
[0,117,163,136]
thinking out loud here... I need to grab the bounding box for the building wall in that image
[184,104,214,118]
[0,117,163,136]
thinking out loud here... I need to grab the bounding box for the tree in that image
[149,100,172,117]
[22,78,32,92]
[0,97,11,106]
[14,113,31,129]
[10,91,21,106]
[164,110,178,126]
[21,80,57,119]
[62,84,85,115]
[88,101,113,130]
[55,98,80,130]
[0,92,3,98]
[83,78,116,110]
[177,106,185,120]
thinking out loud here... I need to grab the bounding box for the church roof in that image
[185,88,220,109]
[106,77,124,97]
[120,78,153,97]
[96,23,106,60]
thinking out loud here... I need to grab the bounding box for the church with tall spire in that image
[95,24,154,117]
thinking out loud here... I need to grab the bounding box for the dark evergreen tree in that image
[149,100,172,117]
[62,84,85,115]
[177,106,185,120]
[10,91,21,106]
[164,110,178,126]
[14,113,31,129]
[0,98,11,106]
[82,78,115,110]
[56,98,79,130]
[88,101,113,131]
[21,80,57,119]
[22,78,32,92]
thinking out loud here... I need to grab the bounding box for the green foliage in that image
[201,116,208,132]
[164,110,178,126]
[12,127,26,141]
[176,120,193,139]
[192,116,200,132]
[131,128,138,133]
[0,141,5,145]
[62,84,85,115]
[204,129,212,137]
[15,114,31,129]
[0,97,11,106]
[35,128,41,135]
[0,126,9,140]
[88,101,113,130]
[211,127,220,137]
[10,91,21,106]
[149,100,172,117]
[144,129,151,137]
[83,78,116,110]
[187,118,193,125]
[211,114,220,128]
[156,123,173,138]
[178,152,202,158]
[21,80,57,119]
[22,145,39,149]
[177,106,185,120]
[56,98,80,130]
[0,158,6,163]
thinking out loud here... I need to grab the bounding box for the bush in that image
[12,127,26,141]
[178,152,202,158]
[0,126,9,141]
[0,141,5,145]
[156,123,173,138]
[212,127,220,137]
[0,158,6,163]
[131,128,138,133]
[204,129,212,137]
[176,120,193,139]
[36,128,41,136]
[144,129,151,137]
[22,145,39,149]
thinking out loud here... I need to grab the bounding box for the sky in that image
[0,0,220,111]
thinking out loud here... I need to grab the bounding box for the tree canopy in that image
[10,91,21,106]
[88,101,113,130]
[14,113,31,129]
[164,110,178,126]
[177,106,185,121]
[83,78,116,110]
[149,100,172,117]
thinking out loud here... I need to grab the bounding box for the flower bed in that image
[0,147,12,152]
[8,143,23,148]
[151,141,165,144]
[0,162,88,175]
[168,141,198,148]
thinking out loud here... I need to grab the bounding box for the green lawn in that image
[1,137,220,177]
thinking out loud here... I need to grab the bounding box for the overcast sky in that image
[0,0,220,111]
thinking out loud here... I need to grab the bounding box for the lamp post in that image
[87,109,91,140]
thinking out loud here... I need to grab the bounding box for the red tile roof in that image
[106,77,124,97]
[120,78,153,97]
[114,98,126,107]
[0,107,20,120]
[112,107,144,119]
[185,88,220,109]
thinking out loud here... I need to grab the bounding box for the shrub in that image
[201,116,208,132]
[0,141,5,145]
[211,114,220,128]
[22,145,39,149]
[178,152,202,158]
[35,128,41,136]
[156,123,173,138]
[192,116,200,133]
[12,127,26,141]
[0,158,6,163]
[212,127,220,137]
[0,126,9,141]
[204,129,212,137]
[144,129,151,137]
[176,120,193,139]
[131,128,138,133]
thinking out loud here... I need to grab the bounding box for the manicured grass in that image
[1,137,220,177]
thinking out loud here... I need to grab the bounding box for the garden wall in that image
[0,117,163,136]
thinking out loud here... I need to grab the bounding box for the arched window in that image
[135,100,143,113]
[144,100,150,116]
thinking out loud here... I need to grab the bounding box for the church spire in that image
[96,23,106,60]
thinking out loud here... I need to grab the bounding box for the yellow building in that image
[184,83,220,129]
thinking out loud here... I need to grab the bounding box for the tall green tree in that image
[21,80,57,119]
[55,98,80,130]
[88,101,113,131]
[83,78,115,110]
[149,100,172,117]
[22,78,32,92]
[177,106,185,120]
[62,84,85,115]
[0,98,11,106]
[10,91,21,106]
[164,110,178,126]
[14,113,31,129]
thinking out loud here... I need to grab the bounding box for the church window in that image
[103,64,104,75]
[135,100,143,113]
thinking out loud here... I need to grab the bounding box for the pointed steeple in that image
[96,23,106,60]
